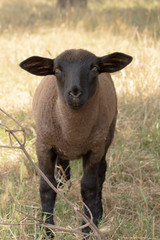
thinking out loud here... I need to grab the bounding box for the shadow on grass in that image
[0,0,160,37]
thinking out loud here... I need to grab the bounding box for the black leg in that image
[36,147,57,238]
[56,158,70,186]
[81,153,100,233]
[81,154,107,234]
[80,117,116,234]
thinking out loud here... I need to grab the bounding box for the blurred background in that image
[0,0,160,239]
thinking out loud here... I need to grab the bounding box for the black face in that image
[20,49,133,110]
[53,50,99,110]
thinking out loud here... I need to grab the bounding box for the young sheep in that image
[20,49,132,237]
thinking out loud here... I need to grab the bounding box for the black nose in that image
[68,88,82,98]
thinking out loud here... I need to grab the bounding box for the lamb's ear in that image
[19,56,54,76]
[99,52,133,73]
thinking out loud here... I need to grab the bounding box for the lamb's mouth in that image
[66,95,85,110]
[69,102,84,110]
[68,99,84,110]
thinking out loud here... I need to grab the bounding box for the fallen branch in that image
[0,108,106,239]
[0,221,87,237]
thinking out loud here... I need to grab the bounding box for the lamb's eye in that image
[55,68,61,74]
[91,66,98,72]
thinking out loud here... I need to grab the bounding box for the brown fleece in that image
[33,72,117,163]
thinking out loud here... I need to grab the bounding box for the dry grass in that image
[0,0,160,239]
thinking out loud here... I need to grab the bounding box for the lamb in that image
[20,49,132,237]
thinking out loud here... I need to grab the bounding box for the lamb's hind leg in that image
[56,158,70,186]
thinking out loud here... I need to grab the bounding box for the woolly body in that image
[33,73,117,163]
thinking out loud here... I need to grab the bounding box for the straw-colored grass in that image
[0,0,160,239]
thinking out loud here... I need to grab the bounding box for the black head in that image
[20,49,132,110]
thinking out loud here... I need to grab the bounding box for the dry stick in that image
[0,222,85,236]
[16,209,88,238]
[0,108,106,240]
[0,123,23,149]
[0,108,26,146]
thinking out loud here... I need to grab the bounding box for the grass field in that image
[0,0,160,239]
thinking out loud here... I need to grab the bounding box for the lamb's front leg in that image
[36,146,57,238]
[81,151,106,234]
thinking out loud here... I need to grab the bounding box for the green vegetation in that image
[0,0,160,239]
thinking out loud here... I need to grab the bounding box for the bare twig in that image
[15,209,89,237]
[0,108,106,240]
[0,221,88,237]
